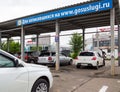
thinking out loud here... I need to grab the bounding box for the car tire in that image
[69,60,73,65]
[52,62,56,67]
[31,79,49,92]
[30,59,36,64]
[103,60,105,66]
[76,64,81,68]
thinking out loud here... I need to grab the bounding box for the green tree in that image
[30,46,42,51]
[69,33,83,59]
[1,39,21,54]
[1,42,7,51]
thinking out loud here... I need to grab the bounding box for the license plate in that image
[39,58,46,61]
[81,64,87,66]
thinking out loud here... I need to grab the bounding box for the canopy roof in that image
[0,0,119,38]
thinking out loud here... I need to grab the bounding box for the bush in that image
[71,53,78,59]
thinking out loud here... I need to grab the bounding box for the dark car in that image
[17,51,39,64]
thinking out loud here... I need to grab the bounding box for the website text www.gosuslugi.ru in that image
[61,2,110,16]
[22,1,110,24]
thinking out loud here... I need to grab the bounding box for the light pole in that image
[96,29,99,51]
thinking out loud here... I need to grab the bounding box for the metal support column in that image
[21,25,25,61]
[7,37,10,52]
[55,20,60,71]
[82,28,85,51]
[110,8,115,75]
[36,34,39,51]
[0,32,1,49]
[118,24,120,66]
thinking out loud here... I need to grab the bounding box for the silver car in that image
[37,51,73,66]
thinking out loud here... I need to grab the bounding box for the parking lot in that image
[49,60,120,92]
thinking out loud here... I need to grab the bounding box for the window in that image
[51,52,56,56]
[79,52,94,56]
[0,54,14,67]
[39,52,56,56]
[107,48,111,53]
[97,53,102,57]
[39,52,50,56]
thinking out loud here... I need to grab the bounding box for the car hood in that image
[27,63,47,68]
[30,63,45,67]
[25,63,49,70]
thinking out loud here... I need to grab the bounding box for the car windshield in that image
[39,52,56,56]
[24,51,39,57]
[79,52,94,56]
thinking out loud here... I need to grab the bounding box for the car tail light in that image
[75,57,78,60]
[25,55,29,60]
[92,56,96,60]
[48,57,52,61]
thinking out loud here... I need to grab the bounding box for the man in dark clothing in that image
[100,49,106,66]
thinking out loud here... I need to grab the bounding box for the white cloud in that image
[0,0,98,46]
[0,0,87,21]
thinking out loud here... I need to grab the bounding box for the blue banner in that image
[17,0,113,26]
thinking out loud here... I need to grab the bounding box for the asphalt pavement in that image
[50,60,120,92]
[74,78,120,92]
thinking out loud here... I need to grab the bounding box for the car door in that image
[62,54,70,63]
[0,53,28,92]
[60,53,68,65]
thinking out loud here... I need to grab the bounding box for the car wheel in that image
[31,79,49,92]
[103,60,105,66]
[76,64,81,68]
[30,59,35,64]
[69,60,73,65]
[52,62,56,67]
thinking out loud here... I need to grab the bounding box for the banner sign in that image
[17,0,113,26]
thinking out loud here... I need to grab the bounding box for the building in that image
[25,35,51,51]
[85,27,119,59]
[92,27,118,59]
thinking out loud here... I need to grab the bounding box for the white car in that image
[38,51,73,66]
[0,49,53,92]
[75,51,104,69]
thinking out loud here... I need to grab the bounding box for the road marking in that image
[99,86,108,92]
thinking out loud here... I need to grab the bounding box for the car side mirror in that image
[14,59,19,67]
